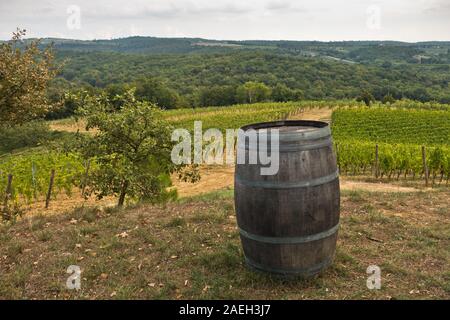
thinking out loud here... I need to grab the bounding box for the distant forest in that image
[38,37,450,118]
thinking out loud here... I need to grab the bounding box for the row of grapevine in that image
[164,99,450,118]
[0,152,86,204]
[165,102,308,132]
[370,99,450,111]
[335,141,450,184]
[332,108,450,146]
[2,140,448,210]
[164,100,357,119]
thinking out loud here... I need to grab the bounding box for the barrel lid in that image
[263,125,316,133]
[240,120,331,141]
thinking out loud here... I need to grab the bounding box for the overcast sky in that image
[1,0,449,41]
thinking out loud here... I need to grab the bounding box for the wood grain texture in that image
[234,120,340,277]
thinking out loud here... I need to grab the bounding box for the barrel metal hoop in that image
[235,170,339,189]
[240,121,331,142]
[278,127,331,142]
[245,256,333,276]
[239,138,332,153]
[239,223,339,245]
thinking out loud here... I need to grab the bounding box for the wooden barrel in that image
[234,120,340,277]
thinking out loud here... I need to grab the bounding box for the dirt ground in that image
[174,164,423,198]
[21,193,116,218]
[17,166,424,218]
[1,187,448,299]
[48,118,91,133]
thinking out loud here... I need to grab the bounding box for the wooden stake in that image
[32,162,37,200]
[3,174,13,208]
[81,160,90,197]
[422,146,429,187]
[118,180,129,207]
[45,169,55,209]
[335,143,340,172]
[375,144,379,178]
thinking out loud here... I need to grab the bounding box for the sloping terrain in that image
[0,188,448,299]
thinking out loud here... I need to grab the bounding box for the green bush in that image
[0,122,53,154]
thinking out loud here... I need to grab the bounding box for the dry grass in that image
[48,118,94,134]
[20,192,116,218]
[0,188,448,300]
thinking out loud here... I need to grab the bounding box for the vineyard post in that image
[81,160,91,197]
[421,146,429,187]
[45,169,55,209]
[335,143,340,172]
[3,174,13,209]
[118,180,129,207]
[32,162,37,200]
[375,144,379,179]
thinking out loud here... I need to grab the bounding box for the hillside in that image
[1,188,448,299]
[2,0,450,305]
[30,37,450,64]
[1,32,450,302]
[50,49,450,110]
[38,37,239,54]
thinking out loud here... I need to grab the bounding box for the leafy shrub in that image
[0,122,53,153]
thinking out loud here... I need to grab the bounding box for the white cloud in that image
[0,0,449,41]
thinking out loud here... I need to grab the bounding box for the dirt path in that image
[175,166,236,197]
[289,107,333,122]
[339,179,419,193]
[174,165,421,197]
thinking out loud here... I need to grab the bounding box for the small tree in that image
[357,90,375,106]
[236,81,272,104]
[76,89,194,207]
[272,83,295,102]
[0,29,58,125]
[382,93,395,104]
[134,78,181,109]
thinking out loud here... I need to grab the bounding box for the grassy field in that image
[0,187,448,300]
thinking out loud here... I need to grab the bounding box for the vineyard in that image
[164,101,308,131]
[332,108,450,145]
[1,100,450,213]
[164,99,450,131]
[335,141,450,183]
[0,152,85,207]
[0,102,309,211]
[332,107,450,184]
